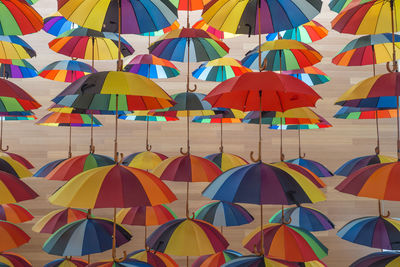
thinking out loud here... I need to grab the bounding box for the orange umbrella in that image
[0,203,33,224]
[0,220,30,251]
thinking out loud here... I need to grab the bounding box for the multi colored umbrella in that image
[272,162,326,189]
[0,59,38,79]
[39,60,97,83]
[0,0,44,35]
[335,154,396,177]
[128,249,178,267]
[192,19,237,39]
[87,259,152,267]
[0,36,36,60]
[0,203,33,224]
[192,57,251,82]
[192,250,242,267]
[0,155,32,178]
[124,54,179,79]
[0,78,41,112]
[43,12,77,37]
[146,218,229,256]
[43,218,132,256]
[241,39,322,71]
[242,223,328,262]
[222,256,327,266]
[33,158,68,177]
[32,208,88,234]
[285,158,333,178]
[0,220,30,251]
[334,107,397,119]
[139,21,180,37]
[121,151,167,171]
[328,0,370,13]
[44,257,88,267]
[3,151,33,170]
[269,205,334,232]
[0,171,38,204]
[204,152,248,172]
[0,252,32,267]
[350,252,400,267]
[281,66,330,87]
[266,20,328,44]
[337,216,400,250]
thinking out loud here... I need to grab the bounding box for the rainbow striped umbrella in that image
[124,54,179,79]
[122,151,167,171]
[0,155,32,178]
[335,154,396,177]
[87,259,152,267]
[193,250,242,267]
[243,109,321,125]
[2,151,33,170]
[128,249,178,267]
[0,203,33,224]
[222,256,327,266]
[117,205,177,226]
[272,162,326,189]
[33,158,68,178]
[0,78,41,112]
[350,252,400,267]
[192,19,238,39]
[32,208,88,234]
[204,153,248,172]
[0,171,38,204]
[329,0,370,13]
[39,60,97,83]
[266,20,328,44]
[0,59,37,79]
[285,158,333,178]
[44,257,87,267]
[43,12,77,37]
[281,66,330,86]
[0,36,36,60]
[334,107,397,119]
[0,0,43,35]
[0,220,30,251]
[0,252,31,267]
[139,21,180,37]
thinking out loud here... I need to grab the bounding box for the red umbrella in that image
[0,220,30,251]
[0,171,38,204]
[0,203,33,224]
[32,208,88,234]
[4,152,34,169]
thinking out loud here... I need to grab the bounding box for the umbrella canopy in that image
[269,206,334,232]
[36,112,102,127]
[0,171,38,204]
[0,220,30,251]
[243,223,328,262]
[0,155,32,178]
[272,162,326,189]
[193,250,242,267]
[33,158,67,177]
[49,28,135,60]
[335,154,396,176]
[192,19,237,39]
[58,0,178,34]
[204,153,248,172]
[119,114,178,122]
[0,203,33,224]
[49,164,177,209]
[221,256,327,266]
[243,109,321,125]
[0,78,41,112]
[44,257,88,267]
[122,151,167,171]
[44,153,114,181]
[194,201,254,227]
[0,252,31,267]
[43,12,76,37]
[117,204,177,226]
[328,0,370,13]
[124,54,179,79]
[87,259,152,267]
[192,57,252,82]
[337,216,400,250]
[153,154,222,182]
[269,121,331,130]
[149,28,229,62]
[336,162,400,201]
[285,158,333,177]
[128,249,178,267]
[266,20,328,44]
[32,208,88,234]
[0,59,38,79]
[333,34,400,66]
[3,152,34,170]
[334,107,397,119]
[139,21,180,37]
[202,162,326,205]
[241,40,322,71]
[39,60,97,83]
[201,0,322,35]
[350,252,400,267]
[43,217,132,256]
[146,218,229,256]
[281,66,330,87]
[0,0,43,35]
[0,36,36,60]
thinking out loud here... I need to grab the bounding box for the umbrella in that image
[153,154,222,217]
[193,250,242,267]
[0,203,33,224]
[221,256,327,266]
[285,158,332,178]
[328,0,370,13]
[0,0,43,35]
[128,249,178,267]
[334,107,397,119]
[43,12,77,37]
[121,151,167,171]
[44,153,115,181]
[242,223,328,262]
[138,21,180,37]
[146,218,229,256]
[33,158,68,177]
[335,154,396,177]
[43,217,132,256]
[194,201,254,228]
[0,252,31,267]
[0,36,36,60]
[269,205,334,232]
[0,78,41,112]
[87,259,152,267]
[0,59,38,79]
[0,220,30,251]
[39,60,97,83]
[36,113,103,158]
[204,152,248,172]
[192,19,238,39]
[350,251,400,267]
[272,162,326,189]
[44,257,88,267]
[192,57,252,82]
[0,155,32,178]
[266,20,328,44]
[32,208,88,234]
[0,171,38,204]
[337,216,400,250]
[51,71,175,161]
[281,66,330,87]
[241,39,322,72]
[123,54,179,79]
[3,151,33,170]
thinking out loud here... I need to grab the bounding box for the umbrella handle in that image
[300,152,306,159]
[187,84,197,92]
[117,153,124,165]
[250,150,261,162]
[90,145,95,154]
[146,144,152,151]
[0,144,9,152]
[381,210,391,218]
[280,153,285,161]
[375,146,380,155]
[386,61,398,72]
[219,145,224,153]
[114,250,127,263]
[180,146,189,156]
[245,24,252,37]
[260,57,267,72]
[282,216,292,225]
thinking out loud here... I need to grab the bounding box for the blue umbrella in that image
[285,158,333,177]
[43,218,132,256]
[43,12,77,37]
[335,154,396,176]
